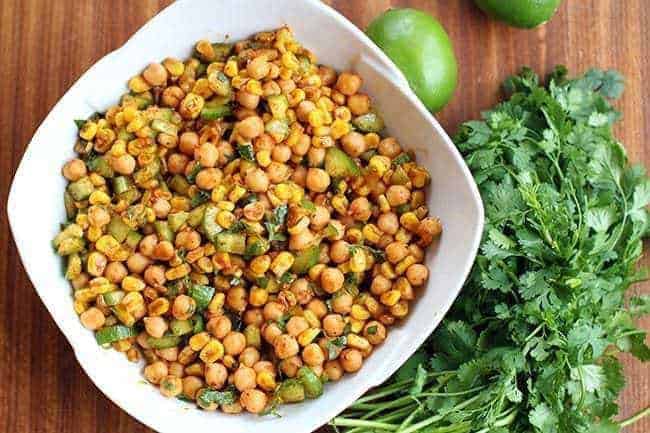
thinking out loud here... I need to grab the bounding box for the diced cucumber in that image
[67,177,94,201]
[107,215,131,243]
[147,335,182,349]
[214,232,246,255]
[170,319,193,336]
[169,175,190,195]
[244,236,270,258]
[202,205,222,243]
[154,221,174,243]
[102,290,126,306]
[125,230,143,249]
[265,119,289,142]
[87,156,114,178]
[64,191,76,219]
[278,379,306,403]
[267,94,289,119]
[297,366,323,398]
[200,104,232,120]
[291,244,320,274]
[168,211,189,232]
[95,325,138,345]
[324,148,360,178]
[188,284,215,311]
[212,43,233,62]
[113,176,132,195]
[192,315,205,333]
[188,204,207,227]
[352,111,384,133]
[151,119,178,136]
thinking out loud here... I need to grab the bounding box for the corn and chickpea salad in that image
[53,27,442,415]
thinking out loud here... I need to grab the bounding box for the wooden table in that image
[0,1,647,432]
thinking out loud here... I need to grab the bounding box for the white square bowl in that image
[7,1,483,432]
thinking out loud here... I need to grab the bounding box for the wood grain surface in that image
[0,1,647,432]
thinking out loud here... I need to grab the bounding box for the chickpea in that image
[112,154,136,175]
[347,93,370,115]
[324,360,344,381]
[292,165,308,185]
[310,205,330,230]
[378,137,402,158]
[127,253,151,274]
[87,206,110,227]
[279,355,303,378]
[386,241,409,263]
[143,63,168,86]
[168,362,184,378]
[302,343,325,367]
[237,90,260,109]
[144,316,168,338]
[266,161,290,183]
[195,168,222,190]
[207,315,232,339]
[341,132,367,157]
[293,134,311,156]
[243,201,265,221]
[238,116,265,140]
[179,132,199,156]
[329,240,350,264]
[144,361,168,384]
[386,185,411,207]
[323,314,345,337]
[175,229,201,250]
[167,153,189,175]
[331,293,353,314]
[272,145,292,163]
[157,347,179,362]
[182,376,204,400]
[278,78,296,94]
[340,348,363,373]
[326,220,345,241]
[253,360,275,375]
[153,241,174,261]
[307,147,325,167]
[196,142,219,168]
[408,244,425,262]
[227,287,248,312]
[406,263,429,286]
[363,321,387,345]
[143,265,166,287]
[233,366,257,391]
[286,316,309,337]
[71,273,89,290]
[370,275,392,296]
[349,197,372,221]
[296,100,316,122]
[223,332,247,356]
[62,158,87,181]
[263,301,286,321]
[321,267,344,294]
[243,308,264,327]
[240,389,268,414]
[80,307,105,330]
[290,278,313,305]
[336,72,362,96]
[205,362,228,389]
[222,402,243,414]
[377,212,399,235]
[87,252,107,277]
[247,56,270,80]
[172,295,196,320]
[262,322,283,344]
[105,262,127,284]
[289,229,315,251]
[245,168,269,192]
[306,299,328,319]
[317,65,336,86]
[161,86,184,107]
[152,199,171,219]
[274,334,299,359]
[305,168,331,193]
[158,375,182,398]
[239,347,260,367]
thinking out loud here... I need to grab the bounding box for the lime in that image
[474,0,562,28]
[367,8,458,113]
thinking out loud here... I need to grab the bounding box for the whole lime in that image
[474,0,562,28]
[366,8,458,113]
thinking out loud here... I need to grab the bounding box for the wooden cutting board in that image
[0,1,646,432]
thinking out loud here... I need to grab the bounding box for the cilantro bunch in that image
[331,67,650,433]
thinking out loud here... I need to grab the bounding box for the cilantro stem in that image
[329,417,398,430]
[618,406,650,428]
[352,371,453,405]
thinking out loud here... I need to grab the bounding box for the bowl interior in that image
[7,1,483,432]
